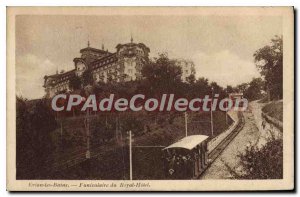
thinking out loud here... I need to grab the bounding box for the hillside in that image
[47,111,233,180]
[262,101,283,122]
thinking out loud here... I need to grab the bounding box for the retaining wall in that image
[207,111,239,153]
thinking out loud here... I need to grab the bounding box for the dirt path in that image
[201,109,260,179]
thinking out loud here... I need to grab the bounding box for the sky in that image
[15,15,282,99]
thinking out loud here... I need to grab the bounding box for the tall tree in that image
[16,97,57,179]
[254,35,283,100]
[244,78,264,101]
[187,77,210,98]
[225,85,234,94]
[236,83,249,94]
[141,53,183,96]
[186,74,196,84]
[210,81,225,99]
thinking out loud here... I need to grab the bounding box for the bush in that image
[239,139,283,179]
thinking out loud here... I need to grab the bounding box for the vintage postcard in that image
[7,7,294,191]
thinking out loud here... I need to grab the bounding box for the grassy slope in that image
[262,101,283,122]
[47,111,233,180]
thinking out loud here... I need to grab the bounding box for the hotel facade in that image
[43,39,195,98]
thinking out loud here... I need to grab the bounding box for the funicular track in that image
[208,112,245,165]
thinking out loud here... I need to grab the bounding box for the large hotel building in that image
[43,39,195,98]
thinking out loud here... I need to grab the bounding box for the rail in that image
[208,112,245,163]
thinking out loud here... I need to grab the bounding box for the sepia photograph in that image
[6,6,294,191]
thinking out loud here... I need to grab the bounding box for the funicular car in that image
[162,135,209,179]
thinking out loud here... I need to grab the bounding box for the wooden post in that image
[225,91,228,126]
[185,112,188,137]
[211,87,214,136]
[60,121,63,139]
[129,130,132,180]
[86,108,90,159]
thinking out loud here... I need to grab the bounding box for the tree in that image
[236,83,249,94]
[225,85,234,94]
[210,81,225,99]
[186,74,196,84]
[187,77,210,98]
[195,77,210,90]
[69,75,82,90]
[254,35,283,100]
[16,97,57,179]
[82,70,94,86]
[244,78,264,101]
[141,53,183,95]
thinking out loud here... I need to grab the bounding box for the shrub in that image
[239,139,283,179]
